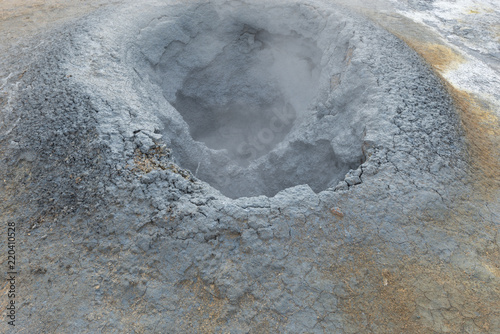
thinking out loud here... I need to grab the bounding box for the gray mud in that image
[1,0,498,333]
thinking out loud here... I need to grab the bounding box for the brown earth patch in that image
[320,244,500,333]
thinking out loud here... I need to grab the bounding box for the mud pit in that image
[134,3,370,198]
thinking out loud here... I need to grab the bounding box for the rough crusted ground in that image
[0,0,499,333]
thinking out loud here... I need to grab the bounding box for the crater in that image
[138,3,369,198]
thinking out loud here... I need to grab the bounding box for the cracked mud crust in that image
[0,0,499,333]
[369,10,500,201]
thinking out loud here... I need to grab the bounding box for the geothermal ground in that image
[0,0,499,333]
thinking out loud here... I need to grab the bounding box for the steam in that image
[170,23,323,166]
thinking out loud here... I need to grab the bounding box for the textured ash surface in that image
[0,0,499,333]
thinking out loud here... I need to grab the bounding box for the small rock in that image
[345,175,361,186]
[330,207,344,218]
